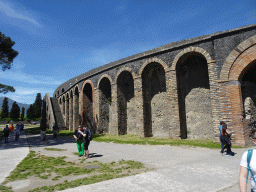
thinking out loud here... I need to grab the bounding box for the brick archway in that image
[219,41,256,146]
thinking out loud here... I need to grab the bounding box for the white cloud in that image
[0,70,64,85]
[0,1,39,26]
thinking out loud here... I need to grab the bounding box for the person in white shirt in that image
[239,130,256,192]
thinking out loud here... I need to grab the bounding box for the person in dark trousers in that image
[20,122,24,132]
[15,123,20,141]
[82,126,90,159]
[73,125,84,157]
[220,125,234,156]
[219,121,225,153]
[3,124,10,143]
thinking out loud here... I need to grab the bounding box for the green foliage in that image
[0,32,19,94]
[10,101,20,121]
[26,104,34,120]
[26,93,42,120]
[21,107,25,121]
[33,93,42,119]
[1,97,8,119]
[0,84,15,94]
[44,148,67,151]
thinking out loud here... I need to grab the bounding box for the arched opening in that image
[82,83,93,129]
[69,91,74,131]
[62,88,65,93]
[117,71,134,135]
[75,87,80,126]
[142,62,167,137]
[62,96,65,115]
[58,91,59,96]
[240,60,256,130]
[66,93,69,129]
[176,53,213,139]
[99,77,111,133]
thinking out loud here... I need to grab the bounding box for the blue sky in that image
[0,0,255,104]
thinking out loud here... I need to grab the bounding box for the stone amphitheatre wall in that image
[43,24,256,146]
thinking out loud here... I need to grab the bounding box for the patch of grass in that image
[92,134,245,149]
[5,151,148,192]
[44,148,67,151]
[58,130,74,136]
[0,185,12,192]
[25,127,53,134]
[73,152,79,156]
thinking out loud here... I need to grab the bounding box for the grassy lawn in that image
[24,127,244,149]
[1,151,149,191]
[92,133,245,149]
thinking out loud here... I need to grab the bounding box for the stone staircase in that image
[51,97,66,130]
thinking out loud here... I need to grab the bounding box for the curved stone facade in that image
[43,24,256,146]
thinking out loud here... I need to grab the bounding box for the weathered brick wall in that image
[42,24,256,146]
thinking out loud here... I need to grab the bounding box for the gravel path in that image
[0,130,253,192]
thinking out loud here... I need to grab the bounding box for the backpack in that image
[87,129,93,141]
[246,149,256,184]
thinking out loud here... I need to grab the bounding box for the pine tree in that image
[1,97,8,119]
[27,104,34,120]
[10,101,20,121]
[33,93,42,119]
[21,107,25,121]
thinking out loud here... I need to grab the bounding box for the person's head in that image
[220,121,225,126]
[78,125,82,130]
[6,124,8,128]
[82,126,87,130]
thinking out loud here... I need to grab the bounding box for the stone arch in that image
[116,70,135,135]
[65,93,69,129]
[175,51,213,139]
[98,76,112,133]
[62,95,65,119]
[219,42,256,145]
[142,62,168,137]
[220,35,256,82]
[138,57,169,78]
[171,47,213,71]
[97,74,113,88]
[81,80,94,131]
[74,86,80,129]
[114,67,136,85]
[69,90,74,131]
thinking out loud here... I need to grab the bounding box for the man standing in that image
[3,124,10,143]
[82,126,91,159]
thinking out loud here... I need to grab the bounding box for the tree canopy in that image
[10,101,20,121]
[0,32,19,94]
[1,97,8,119]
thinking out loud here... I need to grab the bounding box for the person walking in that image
[3,124,10,143]
[20,122,24,132]
[219,121,225,154]
[9,124,14,134]
[73,125,84,157]
[220,124,234,156]
[81,126,91,159]
[15,124,20,141]
[239,130,256,192]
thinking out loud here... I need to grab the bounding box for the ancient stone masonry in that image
[43,24,256,146]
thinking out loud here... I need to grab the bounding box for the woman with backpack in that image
[73,125,84,157]
[239,130,256,192]
[220,124,234,156]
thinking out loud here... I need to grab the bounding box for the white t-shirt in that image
[240,149,256,191]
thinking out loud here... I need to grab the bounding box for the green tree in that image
[26,104,34,120]
[0,32,19,94]
[33,93,42,119]
[10,101,20,121]
[1,97,8,119]
[21,107,25,121]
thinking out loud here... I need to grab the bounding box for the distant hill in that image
[0,97,30,114]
